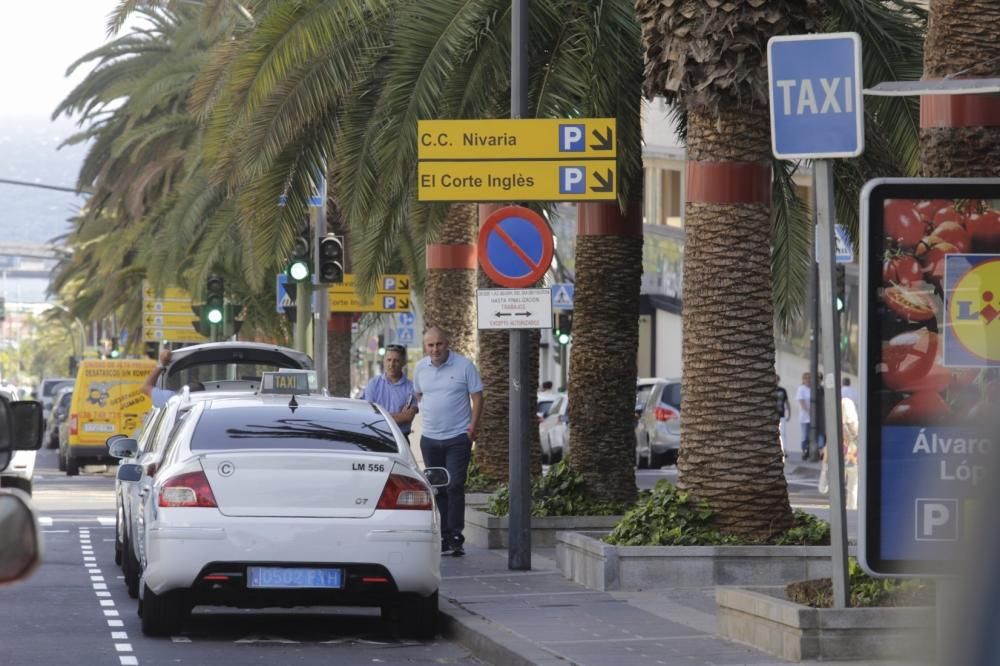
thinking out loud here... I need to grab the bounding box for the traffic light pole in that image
[295,282,312,354]
[313,187,329,389]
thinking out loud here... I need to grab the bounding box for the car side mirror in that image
[108,438,139,459]
[106,434,127,447]
[116,463,143,483]
[11,402,42,451]
[423,467,450,488]
[0,489,41,584]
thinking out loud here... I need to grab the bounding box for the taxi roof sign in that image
[260,371,312,395]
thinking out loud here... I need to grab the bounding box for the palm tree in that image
[634,0,926,536]
[919,0,1000,177]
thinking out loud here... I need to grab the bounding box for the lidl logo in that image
[944,255,1000,366]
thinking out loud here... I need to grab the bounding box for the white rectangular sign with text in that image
[476,288,553,330]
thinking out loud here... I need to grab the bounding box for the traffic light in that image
[834,265,846,312]
[206,275,225,325]
[554,311,573,345]
[317,233,345,284]
[285,219,312,282]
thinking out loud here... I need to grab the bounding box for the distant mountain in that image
[0,118,88,246]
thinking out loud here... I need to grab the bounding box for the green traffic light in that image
[110,349,120,358]
[207,308,223,324]
[288,260,310,282]
[558,332,570,345]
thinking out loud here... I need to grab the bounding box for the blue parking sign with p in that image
[560,166,586,194]
[559,124,585,152]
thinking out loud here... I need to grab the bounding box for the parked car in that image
[635,377,661,419]
[539,394,569,464]
[44,386,73,449]
[37,377,73,428]
[123,374,447,638]
[536,390,560,422]
[634,379,682,469]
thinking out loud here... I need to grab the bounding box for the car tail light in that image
[655,406,679,422]
[69,414,78,436]
[376,474,432,510]
[159,470,218,508]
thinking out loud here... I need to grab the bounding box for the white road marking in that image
[171,637,192,643]
[42,530,70,533]
[103,610,120,617]
[119,657,138,666]
[93,583,108,590]
[114,643,133,652]
[112,632,128,640]
[96,592,111,598]
[38,517,53,526]
[100,600,115,607]
[108,620,124,627]
[91,576,105,582]
[97,516,115,526]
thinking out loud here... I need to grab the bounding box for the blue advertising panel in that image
[860,179,1000,576]
[767,33,864,159]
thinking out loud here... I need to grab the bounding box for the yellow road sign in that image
[329,292,412,313]
[327,274,412,294]
[143,327,207,343]
[418,160,616,202]
[143,313,195,328]
[417,119,616,160]
[143,299,194,315]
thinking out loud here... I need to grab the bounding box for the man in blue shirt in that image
[413,325,483,557]
[360,344,417,439]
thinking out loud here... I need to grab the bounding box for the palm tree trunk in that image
[678,107,792,537]
[920,0,1000,177]
[424,203,478,359]
[475,204,543,484]
[328,315,353,397]
[566,201,642,506]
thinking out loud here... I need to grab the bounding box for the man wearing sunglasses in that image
[359,344,418,440]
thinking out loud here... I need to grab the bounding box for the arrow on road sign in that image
[590,127,613,151]
[591,170,614,193]
[398,277,409,290]
[514,311,532,317]
[398,297,409,309]
[495,312,512,318]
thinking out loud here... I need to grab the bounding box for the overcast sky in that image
[0,1,122,122]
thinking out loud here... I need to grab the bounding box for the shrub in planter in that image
[465,451,501,493]
[786,558,932,608]
[486,460,627,517]
[605,480,830,546]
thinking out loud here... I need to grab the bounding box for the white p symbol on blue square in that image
[383,296,396,309]
[559,124,585,152]
[560,167,586,194]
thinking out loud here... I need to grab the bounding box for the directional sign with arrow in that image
[417,118,616,160]
[477,288,553,330]
[418,160,618,202]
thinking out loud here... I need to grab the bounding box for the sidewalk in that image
[438,545,906,666]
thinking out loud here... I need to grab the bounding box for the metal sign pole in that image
[313,182,329,388]
[507,0,531,571]
[814,159,850,608]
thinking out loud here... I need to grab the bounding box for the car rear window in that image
[659,383,682,409]
[43,380,73,397]
[190,405,399,454]
[636,384,656,411]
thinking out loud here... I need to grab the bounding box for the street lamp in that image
[47,303,87,358]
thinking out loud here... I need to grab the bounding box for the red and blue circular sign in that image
[478,206,554,288]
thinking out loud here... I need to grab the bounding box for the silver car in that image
[634,379,681,469]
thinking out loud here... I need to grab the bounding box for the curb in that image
[438,597,570,666]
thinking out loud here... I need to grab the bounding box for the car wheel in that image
[114,509,123,566]
[65,455,80,477]
[123,533,140,599]
[398,591,438,640]
[2,477,32,495]
[141,583,187,637]
[664,450,679,466]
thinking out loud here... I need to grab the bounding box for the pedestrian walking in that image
[413,325,483,557]
[796,372,811,460]
[776,374,790,460]
[817,396,859,510]
[359,344,417,441]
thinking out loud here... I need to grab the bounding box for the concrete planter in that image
[716,586,935,662]
[556,531,838,591]
[464,511,623,549]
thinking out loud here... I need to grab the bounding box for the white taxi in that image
[128,372,448,638]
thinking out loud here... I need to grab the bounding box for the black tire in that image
[2,477,32,495]
[66,455,80,477]
[399,591,438,640]
[648,450,665,469]
[663,450,679,466]
[58,450,67,472]
[123,533,140,599]
[141,584,186,637]
[114,509,123,566]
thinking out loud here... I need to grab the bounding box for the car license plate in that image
[247,566,343,589]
